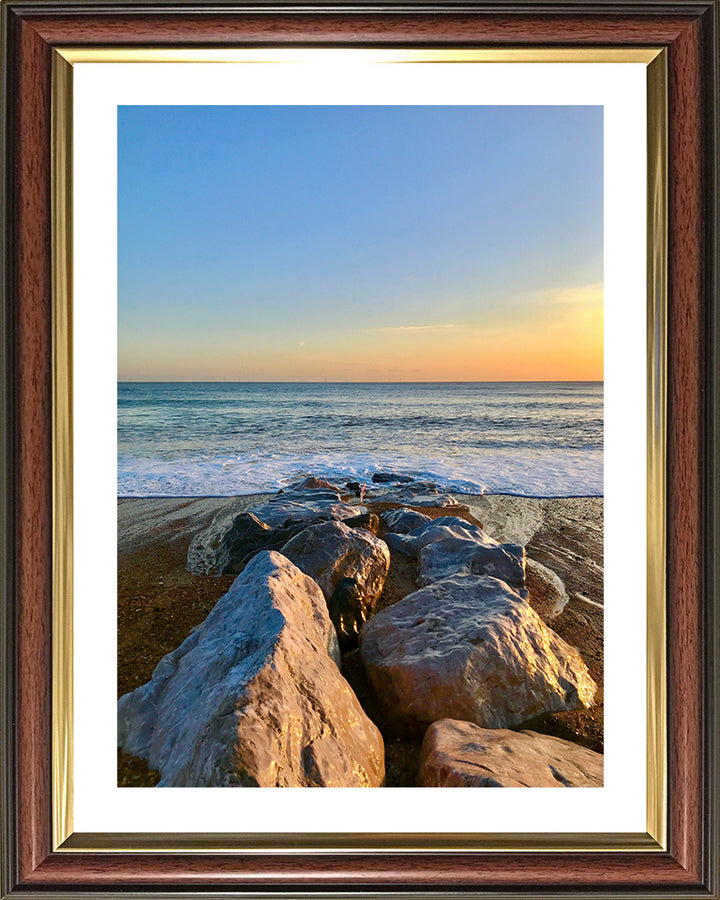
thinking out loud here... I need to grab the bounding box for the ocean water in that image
[117,382,603,498]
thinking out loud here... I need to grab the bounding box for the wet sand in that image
[117,493,603,787]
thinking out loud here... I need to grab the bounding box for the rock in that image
[343,511,380,535]
[372,472,414,484]
[525,558,569,621]
[328,577,366,651]
[371,489,458,507]
[214,512,306,576]
[186,499,269,576]
[364,480,458,507]
[281,520,390,609]
[118,551,384,787]
[386,516,498,554]
[383,516,525,589]
[251,477,362,526]
[248,497,363,530]
[346,481,362,495]
[383,532,415,556]
[430,515,490,538]
[359,575,597,733]
[418,536,525,589]
[418,719,603,787]
[290,476,341,492]
[186,478,364,574]
[381,508,432,535]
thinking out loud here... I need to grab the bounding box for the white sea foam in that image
[117,449,603,498]
[117,382,604,498]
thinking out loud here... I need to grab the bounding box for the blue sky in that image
[118,105,603,381]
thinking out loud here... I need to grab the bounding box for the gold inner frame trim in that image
[51,46,668,855]
[58,47,662,65]
[645,49,668,852]
[51,48,74,855]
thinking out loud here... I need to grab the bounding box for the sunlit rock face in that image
[366,487,459,507]
[419,719,603,787]
[186,477,364,576]
[418,536,526,589]
[359,574,597,734]
[249,477,363,528]
[281,521,390,653]
[383,516,525,589]
[383,515,492,556]
[118,551,385,787]
[247,498,363,530]
[281,520,390,608]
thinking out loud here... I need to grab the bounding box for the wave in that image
[117,448,603,499]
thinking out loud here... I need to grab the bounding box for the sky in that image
[118,105,603,382]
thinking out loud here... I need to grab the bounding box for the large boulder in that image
[418,536,525,589]
[419,719,603,787]
[414,516,489,542]
[281,520,390,610]
[187,478,364,575]
[384,516,525,589]
[381,507,432,535]
[248,497,363,530]
[360,575,597,733]
[118,551,384,787]
[364,481,458,507]
[185,499,270,576]
[385,516,515,555]
[371,489,458,507]
[188,511,306,576]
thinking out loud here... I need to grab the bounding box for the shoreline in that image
[119,491,604,501]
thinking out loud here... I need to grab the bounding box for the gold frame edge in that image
[51,49,75,850]
[57,47,663,65]
[645,50,668,851]
[51,45,668,855]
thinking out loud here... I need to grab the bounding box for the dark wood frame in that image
[1,2,718,896]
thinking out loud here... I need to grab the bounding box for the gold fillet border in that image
[57,47,661,64]
[51,46,667,854]
[645,49,668,852]
[51,48,74,856]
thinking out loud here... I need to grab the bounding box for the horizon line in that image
[117,378,604,385]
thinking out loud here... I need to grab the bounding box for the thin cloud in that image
[367,323,458,333]
[526,283,604,306]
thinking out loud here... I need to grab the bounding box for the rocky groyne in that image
[117,474,604,788]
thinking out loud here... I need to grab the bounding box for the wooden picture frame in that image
[1,1,718,896]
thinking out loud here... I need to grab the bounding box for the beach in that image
[118,488,603,787]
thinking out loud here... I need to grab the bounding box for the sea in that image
[117,381,603,498]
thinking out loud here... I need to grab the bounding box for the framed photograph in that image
[1,2,718,897]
